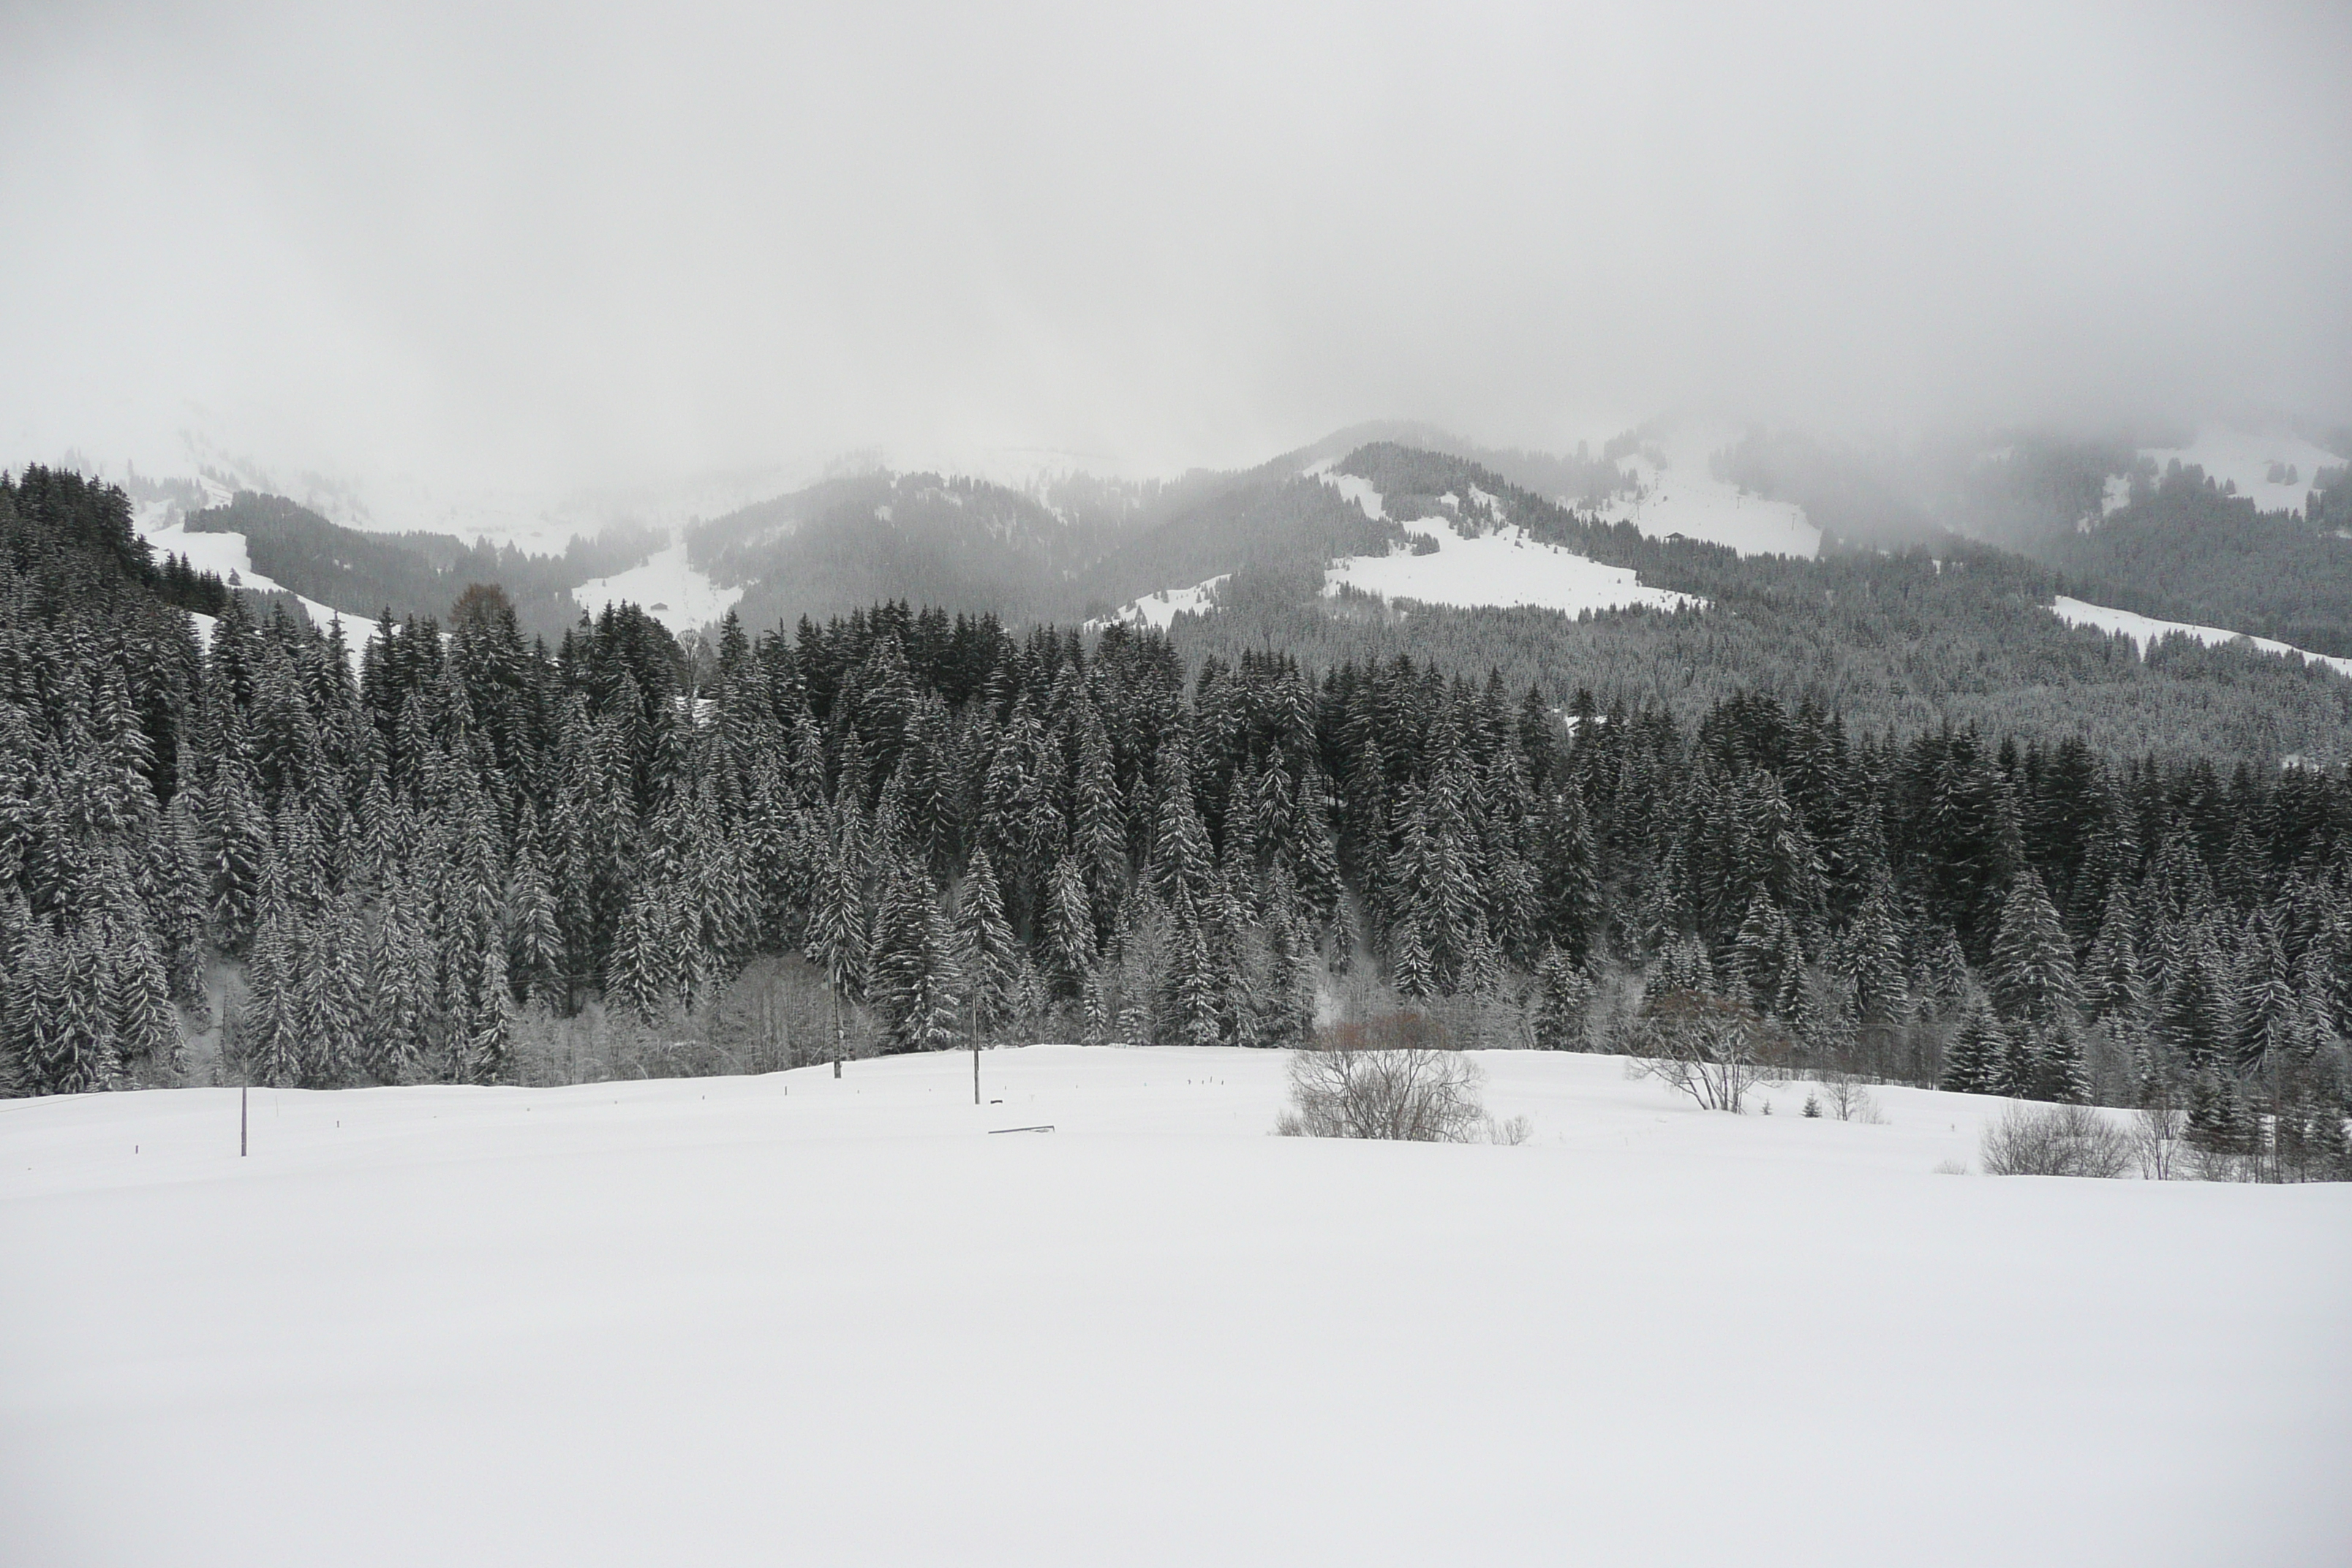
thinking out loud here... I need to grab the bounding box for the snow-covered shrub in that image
[1980,1102,2132,1178]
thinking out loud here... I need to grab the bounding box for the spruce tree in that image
[955,849,1022,1036]
[2156,922,2236,1074]
[1940,992,2011,1096]
[605,886,668,1027]
[1531,941,1590,1050]
[1039,855,1095,998]
[1986,870,2078,1026]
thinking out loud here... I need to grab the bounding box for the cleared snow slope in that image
[1088,573,1232,630]
[2051,595,2352,682]
[135,500,359,640]
[1593,423,1821,558]
[3,1047,2345,1568]
[2138,429,2344,517]
[1327,518,1697,617]
[573,536,742,635]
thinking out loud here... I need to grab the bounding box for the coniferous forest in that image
[5,464,2348,1177]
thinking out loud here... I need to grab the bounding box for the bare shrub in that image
[1483,1113,1534,1146]
[1980,1102,2133,1178]
[1629,988,1787,1113]
[1277,1013,1492,1142]
[1822,1071,1888,1125]
[1933,1158,1970,1175]
[2130,1104,2184,1181]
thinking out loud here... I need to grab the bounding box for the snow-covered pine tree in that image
[954,848,1022,1036]
[1939,991,2011,1096]
[1159,883,1226,1046]
[1534,786,1603,965]
[1987,869,2078,1025]
[2156,920,2236,1074]
[605,884,669,1027]
[1145,741,1215,908]
[505,801,562,1007]
[1039,854,1095,999]
[105,921,182,1078]
[1531,941,1591,1049]
[239,891,304,1088]
[2078,881,2146,1024]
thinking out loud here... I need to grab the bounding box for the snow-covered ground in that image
[3,1046,2343,1568]
[135,500,367,644]
[2136,429,2344,516]
[572,537,742,636]
[2051,595,2352,682]
[1591,423,1821,558]
[1327,518,1697,618]
[1304,457,1387,521]
[1088,573,1232,631]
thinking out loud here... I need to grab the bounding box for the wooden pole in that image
[240,1079,248,1158]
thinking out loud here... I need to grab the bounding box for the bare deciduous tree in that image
[2130,1104,2185,1180]
[1821,1070,1888,1125]
[1627,988,1787,1114]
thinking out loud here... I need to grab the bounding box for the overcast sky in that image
[4,0,2348,492]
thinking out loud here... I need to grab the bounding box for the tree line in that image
[2,467,2347,1175]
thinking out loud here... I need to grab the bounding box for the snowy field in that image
[1326,518,1697,618]
[2051,595,2352,682]
[4,1046,2345,1568]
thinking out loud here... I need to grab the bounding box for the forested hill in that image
[185,490,659,641]
[674,441,2352,768]
[2035,464,2352,657]
[3,475,2347,1177]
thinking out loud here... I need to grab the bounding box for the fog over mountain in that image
[4,0,2348,503]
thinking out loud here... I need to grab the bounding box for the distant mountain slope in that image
[692,471,1145,629]
[184,492,657,641]
[1075,468,1398,614]
[2037,467,2352,657]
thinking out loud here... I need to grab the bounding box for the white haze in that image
[2,0,2348,501]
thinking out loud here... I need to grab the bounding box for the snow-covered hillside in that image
[1327,518,1697,618]
[133,500,363,642]
[4,1046,2344,1568]
[2134,429,2345,517]
[1591,423,1822,558]
[2051,595,2352,682]
[1303,459,1698,619]
[1088,573,1231,630]
[572,537,742,636]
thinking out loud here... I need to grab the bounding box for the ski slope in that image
[1326,518,1697,618]
[3,1047,2344,1568]
[2051,595,2352,682]
[1591,424,1821,558]
[572,536,742,636]
[134,500,357,638]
